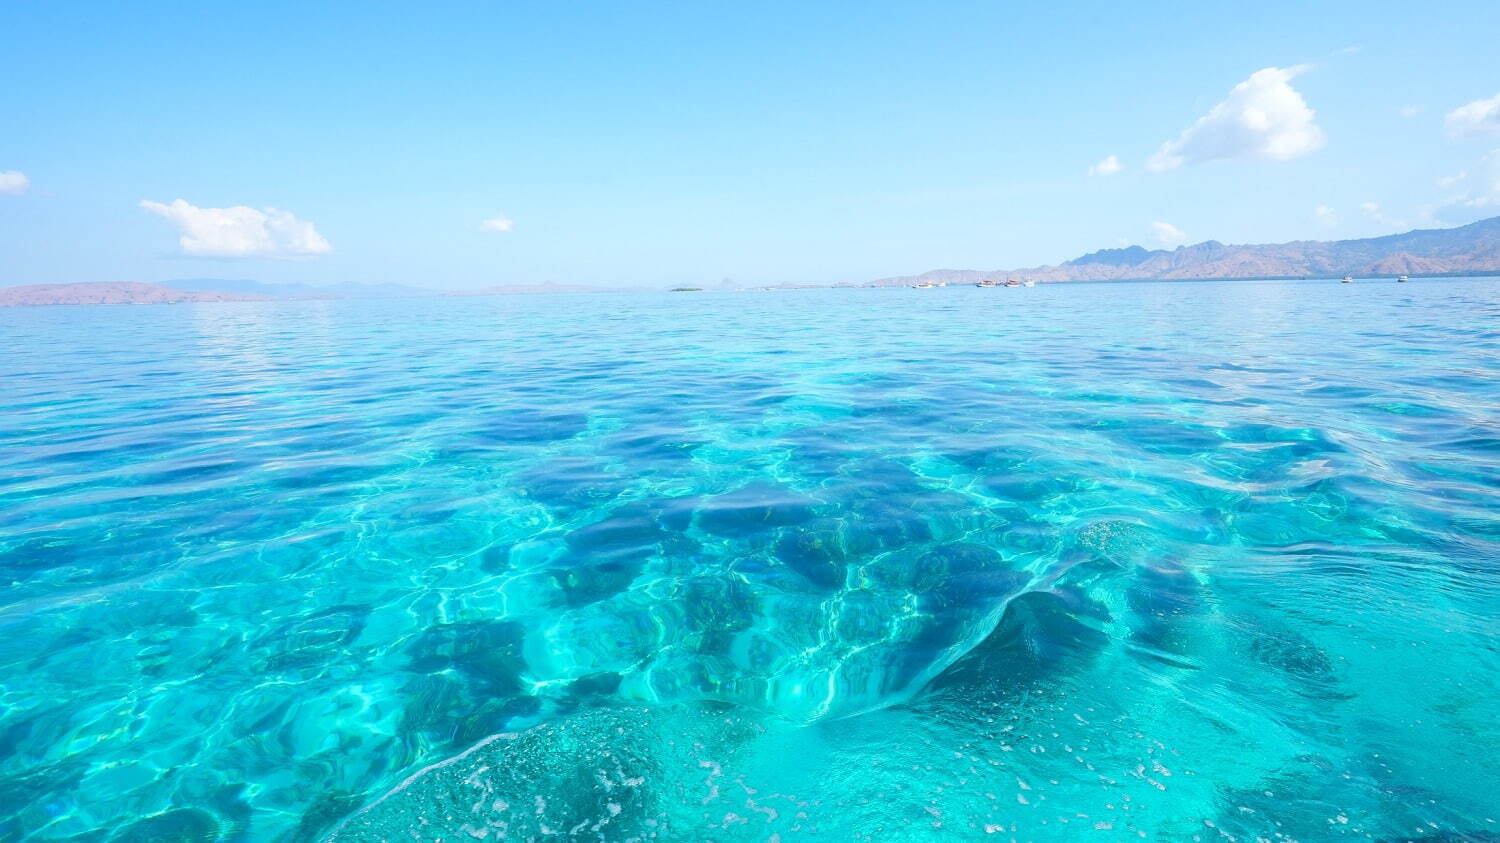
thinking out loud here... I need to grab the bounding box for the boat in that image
[1004,279,1021,288]
[1023,280,1036,287]
[914,282,935,288]
[1342,276,1353,283]
[1398,275,1409,283]
[975,279,996,287]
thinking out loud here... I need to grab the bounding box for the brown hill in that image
[0,282,268,307]
[870,216,1500,286]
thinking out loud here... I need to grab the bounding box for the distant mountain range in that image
[0,282,267,307]
[0,278,651,307]
[868,215,1500,286]
[449,281,624,296]
[166,279,428,298]
[7,217,1500,306]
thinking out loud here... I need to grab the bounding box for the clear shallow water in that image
[1,279,1498,841]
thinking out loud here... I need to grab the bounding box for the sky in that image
[2,0,1500,290]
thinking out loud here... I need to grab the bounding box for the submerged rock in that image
[915,542,1030,612]
[1126,560,1203,657]
[1246,626,1352,700]
[513,456,624,514]
[114,808,220,843]
[773,527,847,590]
[929,587,1111,694]
[404,620,528,696]
[696,482,820,536]
[549,556,645,608]
[564,503,673,555]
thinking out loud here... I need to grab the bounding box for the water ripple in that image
[1,279,1498,841]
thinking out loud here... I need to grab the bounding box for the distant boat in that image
[914,282,935,288]
[975,279,996,287]
[1004,279,1021,287]
[1023,280,1036,287]
[1398,275,1409,283]
[1342,275,1354,283]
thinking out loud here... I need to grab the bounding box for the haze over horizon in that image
[4,1,1500,289]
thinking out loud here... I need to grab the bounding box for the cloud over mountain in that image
[1435,149,1500,222]
[1151,221,1187,246]
[1147,67,1325,171]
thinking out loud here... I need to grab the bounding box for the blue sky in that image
[3,0,1499,289]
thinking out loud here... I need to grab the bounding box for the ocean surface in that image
[2,278,1498,842]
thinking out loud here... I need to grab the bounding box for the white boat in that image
[1023,280,1036,287]
[1397,275,1409,283]
[914,282,935,288]
[1004,279,1021,288]
[975,279,996,287]
[1342,275,1353,283]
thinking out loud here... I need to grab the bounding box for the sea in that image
[2,278,1497,841]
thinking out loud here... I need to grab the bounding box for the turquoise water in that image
[2,279,1498,841]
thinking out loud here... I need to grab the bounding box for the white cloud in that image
[1446,93,1500,138]
[1315,204,1339,225]
[1434,150,1500,220]
[1152,221,1187,247]
[1146,67,1325,172]
[0,170,28,195]
[1361,201,1407,229]
[1088,155,1122,177]
[1468,151,1500,202]
[479,215,515,233]
[140,199,331,257]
